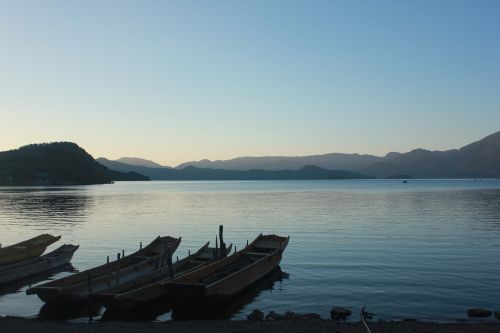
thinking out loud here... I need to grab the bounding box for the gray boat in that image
[0,244,79,285]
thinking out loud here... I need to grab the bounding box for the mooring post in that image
[86,270,94,322]
[122,249,125,258]
[140,241,142,250]
[215,235,219,259]
[188,249,191,256]
[106,256,111,287]
[87,271,92,293]
[162,244,168,267]
[167,246,174,279]
[116,253,121,285]
[246,239,249,246]
[234,245,237,253]
[219,225,227,258]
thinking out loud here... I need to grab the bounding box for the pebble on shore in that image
[330,307,352,320]
[247,310,323,321]
[467,308,492,318]
[247,310,264,321]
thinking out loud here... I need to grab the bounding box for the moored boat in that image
[93,242,233,312]
[0,234,61,266]
[165,234,289,308]
[26,236,181,304]
[0,244,79,285]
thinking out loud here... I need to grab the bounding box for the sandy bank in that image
[1,317,500,333]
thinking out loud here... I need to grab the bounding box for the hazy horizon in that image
[1,1,499,166]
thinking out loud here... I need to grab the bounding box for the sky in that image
[0,1,499,167]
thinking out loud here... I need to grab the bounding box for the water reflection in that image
[101,297,173,321]
[38,302,102,321]
[0,265,76,297]
[0,188,92,227]
[99,268,285,321]
[1,180,500,321]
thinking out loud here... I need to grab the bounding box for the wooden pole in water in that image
[122,249,125,258]
[140,242,142,250]
[188,249,191,256]
[87,271,92,293]
[161,246,171,266]
[87,270,93,322]
[215,235,219,260]
[219,225,227,258]
[116,253,121,285]
[167,246,174,279]
[106,256,111,287]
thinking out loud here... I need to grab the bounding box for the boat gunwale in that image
[167,234,289,291]
[202,235,289,290]
[94,241,212,300]
[104,242,233,303]
[26,236,181,295]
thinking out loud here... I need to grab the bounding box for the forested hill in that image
[0,142,149,185]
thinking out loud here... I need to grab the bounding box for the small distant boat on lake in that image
[0,244,79,286]
[0,234,61,266]
[94,241,232,312]
[26,236,181,304]
[165,234,289,308]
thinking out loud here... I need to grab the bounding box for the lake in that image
[0,179,499,321]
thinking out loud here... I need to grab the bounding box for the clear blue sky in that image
[1,0,499,166]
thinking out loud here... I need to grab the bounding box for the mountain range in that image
[100,130,500,179]
[96,158,372,180]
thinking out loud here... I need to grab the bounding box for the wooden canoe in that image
[165,234,289,307]
[0,234,61,266]
[0,244,79,285]
[26,236,181,304]
[93,242,233,311]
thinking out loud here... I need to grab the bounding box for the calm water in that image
[0,180,499,321]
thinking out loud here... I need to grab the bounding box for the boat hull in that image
[0,234,61,266]
[167,234,289,308]
[26,236,180,304]
[95,243,231,311]
[171,252,283,306]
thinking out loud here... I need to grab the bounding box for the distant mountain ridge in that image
[168,131,500,178]
[175,153,382,171]
[96,158,372,180]
[116,157,166,168]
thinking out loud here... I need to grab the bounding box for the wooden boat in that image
[93,242,232,311]
[165,234,289,307]
[26,236,181,304]
[0,234,61,266]
[0,244,79,285]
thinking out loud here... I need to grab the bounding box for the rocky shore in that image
[1,316,500,333]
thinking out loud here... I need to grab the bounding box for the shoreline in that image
[2,316,500,333]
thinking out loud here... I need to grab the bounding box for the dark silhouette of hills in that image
[96,158,372,180]
[169,131,500,178]
[0,142,149,185]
